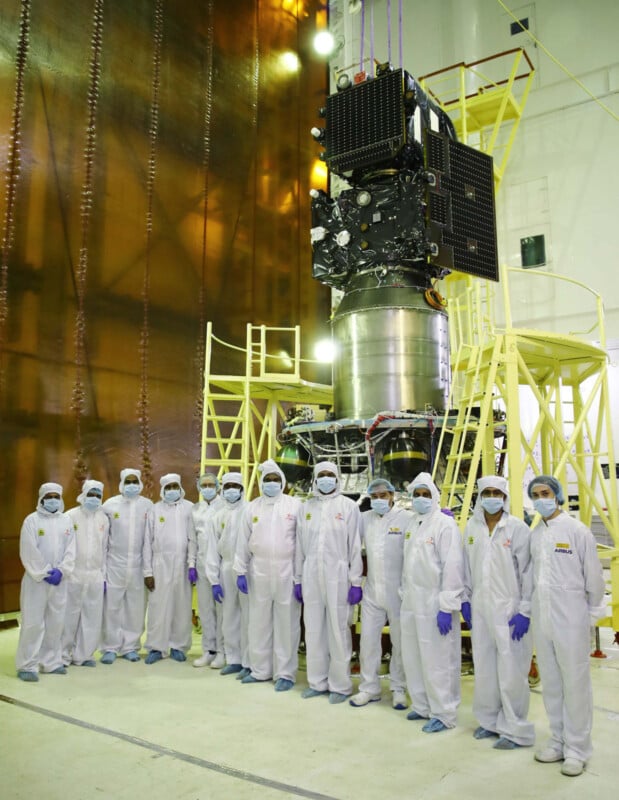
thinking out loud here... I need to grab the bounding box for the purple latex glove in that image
[348,585,363,605]
[236,575,248,594]
[437,610,452,635]
[293,583,303,603]
[441,507,455,518]
[43,568,62,586]
[103,580,107,594]
[188,567,198,584]
[508,613,530,641]
[461,601,472,629]
[212,584,224,603]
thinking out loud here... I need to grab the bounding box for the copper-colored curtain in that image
[0,0,329,612]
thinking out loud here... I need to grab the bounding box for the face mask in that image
[371,498,391,516]
[83,496,102,511]
[481,497,504,515]
[412,496,433,515]
[123,483,140,497]
[223,487,241,503]
[316,476,337,494]
[533,498,557,518]
[164,489,181,503]
[42,498,61,513]
[200,486,217,502]
[262,481,282,497]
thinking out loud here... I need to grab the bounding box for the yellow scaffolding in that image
[199,322,332,496]
[433,266,619,629]
[419,47,535,189]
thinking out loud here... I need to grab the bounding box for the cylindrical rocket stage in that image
[331,274,449,419]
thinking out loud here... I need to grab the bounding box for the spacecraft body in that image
[278,66,498,492]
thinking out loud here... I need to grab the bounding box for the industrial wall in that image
[0,0,329,612]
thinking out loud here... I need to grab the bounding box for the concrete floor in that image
[0,623,618,800]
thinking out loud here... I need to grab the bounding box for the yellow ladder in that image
[200,322,252,479]
[439,338,501,517]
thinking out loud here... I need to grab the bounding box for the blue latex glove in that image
[461,601,472,629]
[212,584,224,603]
[188,567,198,584]
[508,613,530,641]
[294,583,303,603]
[437,610,452,635]
[44,568,63,586]
[236,575,248,594]
[348,585,363,605]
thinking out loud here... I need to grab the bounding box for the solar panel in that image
[425,130,499,281]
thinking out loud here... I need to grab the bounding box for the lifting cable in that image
[138,0,164,498]
[0,0,30,390]
[360,0,404,75]
[193,0,216,465]
[386,0,404,71]
[71,0,105,483]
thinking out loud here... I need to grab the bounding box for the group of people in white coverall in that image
[353,471,604,778]
[16,466,604,777]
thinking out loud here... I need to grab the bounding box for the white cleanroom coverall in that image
[101,470,153,655]
[295,461,362,696]
[63,481,109,665]
[234,461,302,682]
[192,494,224,656]
[400,473,465,727]
[358,505,412,696]
[205,479,249,667]
[529,511,606,762]
[16,483,76,674]
[463,477,535,745]
[144,475,196,655]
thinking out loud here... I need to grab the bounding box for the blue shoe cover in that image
[122,651,140,662]
[100,651,116,665]
[220,663,242,675]
[473,726,498,740]
[17,670,39,682]
[301,687,328,699]
[170,649,186,662]
[236,668,251,680]
[328,692,350,704]
[275,678,294,692]
[422,718,448,733]
[145,650,163,665]
[494,736,521,750]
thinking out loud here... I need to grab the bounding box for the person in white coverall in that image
[62,479,110,667]
[205,472,249,676]
[400,473,465,732]
[100,468,153,664]
[234,459,302,691]
[16,482,76,681]
[463,476,535,749]
[143,474,197,664]
[527,475,606,778]
[350,478,411,711]
[295,461,363,704]
[192,472,225,669]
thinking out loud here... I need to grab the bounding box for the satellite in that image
[278,64,498,491]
